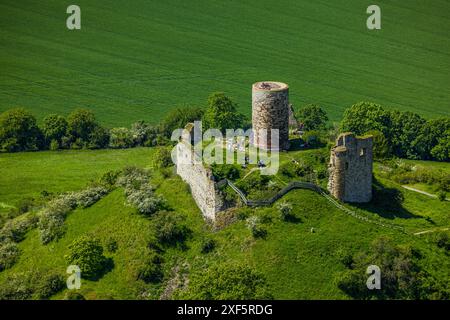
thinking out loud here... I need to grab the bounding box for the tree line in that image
[0,96,448,162]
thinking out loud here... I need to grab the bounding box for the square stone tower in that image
[328,133,373,203]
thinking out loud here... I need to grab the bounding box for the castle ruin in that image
[252,81,290,150]
[328,133,373,203]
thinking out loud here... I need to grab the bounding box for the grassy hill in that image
[0,147,448,299]
[1,0,449,126]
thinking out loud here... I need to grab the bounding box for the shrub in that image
[117,166,150,189]
[65,236,108,280]
[67,109,100,146]
[125,184,166,216]
[200,238,216,254]
[176,263,272,299]
[433,232,450,251]
[75,186,108,208]
[154,147,173,169]
[136,251,164,283]
[34,273,65,299]
[0,271,36,299]
[49,139,60,150]
[109,127,135,148]
[0,213,38,243]
[0,242,20,271]
[276,202,293,221]
[153,212,191,246]
[437,191,447,202]
[246,216,266,238]
[38,210,66,244]
[211,164,241,181]
[334,236,447,299]
[99,170,121,188]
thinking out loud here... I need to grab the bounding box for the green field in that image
[0,148,449,299]
[1,0,449,126]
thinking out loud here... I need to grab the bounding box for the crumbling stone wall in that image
[175,140,226,221]
[252,81,290,150]
[328,133,373,203]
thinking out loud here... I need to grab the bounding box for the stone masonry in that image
[175,124,227,221]
[252,81,290,150]
[328,132,373,203]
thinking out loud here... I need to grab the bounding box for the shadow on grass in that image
[284,214,302,224]
[288,138,326,151]
[352,178,422,221]
[87,258,115,281]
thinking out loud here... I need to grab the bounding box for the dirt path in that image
[414,227,450,236]
[402,185,449,201]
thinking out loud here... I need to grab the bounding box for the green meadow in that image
[1,0,450,126]
[0,148,448,299]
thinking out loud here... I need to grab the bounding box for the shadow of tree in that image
[87,257,115,281]
[352,177,422,220]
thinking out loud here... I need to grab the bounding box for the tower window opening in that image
[360,148,366,157]
[345,162,349,170]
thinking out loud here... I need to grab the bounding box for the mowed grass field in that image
[1,0,449,126]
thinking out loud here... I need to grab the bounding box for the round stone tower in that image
[252,81,290,150]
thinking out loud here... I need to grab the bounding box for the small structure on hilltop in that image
[328,133,373,203]
[252,81,290,150]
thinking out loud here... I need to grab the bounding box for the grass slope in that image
[0,148,155,210]
[0,148,448,299]
[1,0,449,126]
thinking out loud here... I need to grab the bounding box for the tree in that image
[335,236,448,299]
[0,108,43,152]
[202,93,246,132]
[365,130,390,159]
[65,236,108,280]
[161,107,204,137]
[67,109,100,147]
[176,263,272,299]
[340,102,391,137]
[295,104,328,131]
[42,114,68,147]
[413,118,450,160]
[88,125,109,149]
[430,128,450,162]
[390,111,426,158]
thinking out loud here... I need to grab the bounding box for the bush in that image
[153,212,191,246]
[175,263,272,299]
[136,250,164,283]
[109,127,135,148]
[246,216,267,238]
[0,242,20,271]
[67,109,100,146]
[125,184,167,216]
[65,236,108,280]
[211,164,241,181]
[117,166,150,190]
[42,114,68,147]
[433,232,450,251]
[0,271,36,299]
[334,236,447,299]
[74,186,109,208]
[154,147,173,169]
[0,213,38,243]
[34,273,65,299]
[276,202,293,221]
[200,238,216,254]
[437,191,447,202]
[38,210,66,244]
